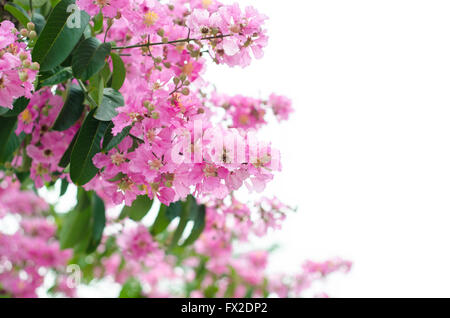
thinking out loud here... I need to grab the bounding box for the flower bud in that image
[181,87,190,96]
[22,59,31,68]
[19,52,28,61]
[20,29,28,37]
[27,22,35,31]
[19,71,28,82]
[162,37,169,43]
[157,29,165,37]
[28,31,37,39]
[30,62,40,71]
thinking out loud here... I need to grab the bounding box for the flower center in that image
[148,159,163,170]
[95,0,109,7]
[143,11,159,27]
[111,152,125,166]
[20,109,32,124]
[203,164,218,177]
[202,0,212,8]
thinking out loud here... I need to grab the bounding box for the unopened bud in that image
[19,71,28,82]
[157,29,165,37]
[20,29,28,37]
[181,87,190,96]
[30,62,40,71]
[163,62,171,68]
[27,22,35,31]
[22,59,31,68]
[19,52,28,60]
[28,30,37,39]
[173,77,180,85]
[162,37,168,43]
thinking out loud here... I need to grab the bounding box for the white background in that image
[205,0,450,297]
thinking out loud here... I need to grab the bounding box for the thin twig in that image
[76,79,98,109]
[111,34,231,50]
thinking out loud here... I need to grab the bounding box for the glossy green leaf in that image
[70,110,109,185]
[119,278,142,298]
[60,178,69,196]
[40,67,73,87]
[110,52,126,90]
[32,13,46,35]
[182,204,206,247]
[59,208,92,250]
[14,0,48,8]
[94,88,124,121]
[58,130,78,168]
[102,125,131,152]
[4,3,30,27]
[52,85,85,131]
[32,0,90,71]
[72,37,111,81]
[86,193,106,253]
[151,201,182,235]
[93,12,103,33]
[119,195,153,221]
[0,117,19,164]
[89,72,104,106]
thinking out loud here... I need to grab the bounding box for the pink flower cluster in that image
[211,93,294,130]
[78,0,267,67]
[0,21,37,109]
[75,1,289,208]
[0,173,48,218]
[14,88,79,188]
[0,177,72,298]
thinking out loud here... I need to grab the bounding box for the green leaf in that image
[59,208,92,250]
[52,84,85,131]
[110,52,126,90]
[32,13,46,35]
[60,178,69,196]
[151,201,182,235]
[14,0,48,8]
[72,37,111,81]
[32,0,90,71]
[40,67,73,87]
[0,117,19,164]
[182,204,206,247]
[70,110,109,185]
[119,195,153,221]
[94,88,124,121]
[4,3,30,27]
[89,72,104,106]
[119,278,142,298]
[86,193,106,253]
[1,97,30,118]
[58,130,78,168]
[93,12,103,33]
[102,125,131,152]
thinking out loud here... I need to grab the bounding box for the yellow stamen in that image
[20,109,32,124]
[143,11,159,27]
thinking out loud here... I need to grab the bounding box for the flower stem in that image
[76,79,98,109]
[111,34,231,50]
